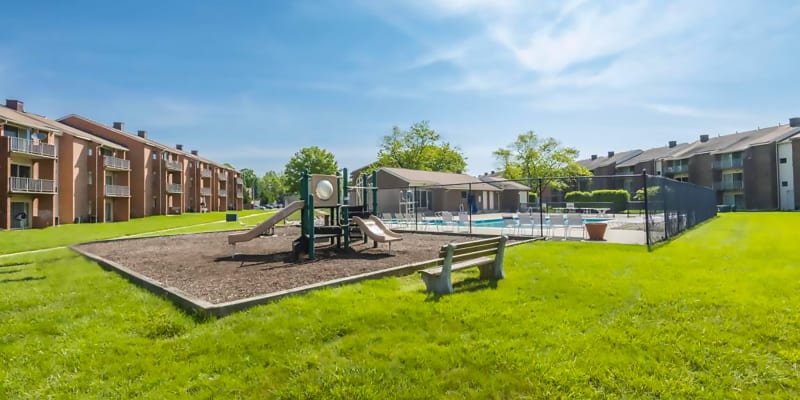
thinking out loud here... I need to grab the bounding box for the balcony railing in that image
[713,158,743,170]
[9,177,56,193]
[714,180,744,191]
[165,160,183,171]
[218,189,228,197]
[8,137,57,158]
[236,177,243,184]
[217,172,227,181]
[105,184,130,197]
[104,155,130,170]
[201,169,213,178]
[666,164,689,174]
[166,183,183,193]
[236,190,243,198]
[200,187,212,196]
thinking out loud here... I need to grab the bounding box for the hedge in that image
[564,190,630,212]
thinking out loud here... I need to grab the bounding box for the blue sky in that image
[2,0,799,175]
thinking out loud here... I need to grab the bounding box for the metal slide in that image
[228,200,305,245]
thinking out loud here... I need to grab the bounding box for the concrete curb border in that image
[71,236,541,318]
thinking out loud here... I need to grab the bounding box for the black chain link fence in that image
[349,173,716,249]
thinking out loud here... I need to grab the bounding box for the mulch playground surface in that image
[75,227,484,304]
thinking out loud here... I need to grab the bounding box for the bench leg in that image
[420,272,453,294]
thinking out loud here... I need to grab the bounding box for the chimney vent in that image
[491,170,495,175]
[176,144,183,151]
[607,151,615,158]
[191,150,199,156]
[5,99,23,112]
[112,122,125,130]
[591,154,597,160]
[137,130,147,138]
[700,134,709,142]
[790,117,800,127]
[668,140,677,148]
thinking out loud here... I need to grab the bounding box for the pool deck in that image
[383,213,647,245]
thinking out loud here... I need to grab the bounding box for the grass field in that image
[1,213,798,398]
[0,210,272,255]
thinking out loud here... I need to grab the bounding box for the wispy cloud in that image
[644,103,739,120]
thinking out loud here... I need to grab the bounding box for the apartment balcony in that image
[200,187,212,196]
[104,155,130,170]
[236,177,243,185]
[236,190,243,198]
[9,177,57,194]
[8,137,57,159]
[200,169,213,178]
[218,189,228,197]
[713,159,744,170]
[166,183,183,194]
[714,180,744,191]
[165,160,183,171]
[105,184,130,197]
[217,172,227,181]
[666,164,689,174]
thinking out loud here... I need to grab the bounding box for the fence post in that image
[468,182,473,235]
[414,186,419,231]
[661,176,669,240]
[538,178,544,237]
[642,171,650,250]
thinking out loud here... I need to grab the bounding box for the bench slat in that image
[438,241,502,258]
[420,256,493,276]
[444,236,503,249]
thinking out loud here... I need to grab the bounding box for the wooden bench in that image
[419,236,508,295]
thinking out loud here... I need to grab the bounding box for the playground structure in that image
[228,169,400,259]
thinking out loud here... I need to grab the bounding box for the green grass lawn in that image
[0,210,271,254]
[1,213,799,398]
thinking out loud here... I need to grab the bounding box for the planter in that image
[585,222,607,241]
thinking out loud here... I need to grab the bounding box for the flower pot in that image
[585,222,607,241]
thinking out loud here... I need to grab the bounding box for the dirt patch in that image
[75,227,488,304]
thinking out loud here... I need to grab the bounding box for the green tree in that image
[370,121,467,174]
[283,146,338,194]
[239,168,258,204]
[493,131,590,193]
[260,171,286,204]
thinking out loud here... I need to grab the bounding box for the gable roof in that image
[0,105,61,133]
[577,156,608,170]
[594,149,643,168]
[24,113,128,151]
[380,167,500,191]
[616,143,691,168]
[668,124,800,160]
[479,175,531,190]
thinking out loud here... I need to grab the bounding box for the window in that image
[152,153,157,160]
[461,191,467,199]
[782,181,789,187]
[88,171,93,184]
[10,164,31,178]
[780,158,788,164]
[88,148,93,156]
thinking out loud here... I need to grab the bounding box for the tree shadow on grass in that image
[424,278,499,302]
[0,276,45,284]
[0,261,32,268]
[0,269,22,275]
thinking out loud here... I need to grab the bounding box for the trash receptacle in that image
[226,213,238,222]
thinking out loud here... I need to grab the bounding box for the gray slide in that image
[228,200,305,245]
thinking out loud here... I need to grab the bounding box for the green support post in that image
[372,170,378,216]
[372,171,378,248]
[362,175,368,213]
[342,168,350,249]
[308,189,315,260]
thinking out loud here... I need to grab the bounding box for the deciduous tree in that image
[283,146,338,194]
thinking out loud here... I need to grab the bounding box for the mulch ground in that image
[75,227,487,304]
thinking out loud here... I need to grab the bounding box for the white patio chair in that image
[532,212,549,237]
[566,213,586,239]
[438,211,455,231]
[517,213,535,236]
[500,214,517,235]
[458,212,470,232]
[548,214,567,239]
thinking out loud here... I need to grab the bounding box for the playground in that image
[74,227,480,305]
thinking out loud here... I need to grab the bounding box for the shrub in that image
[564,191,592,203]
[591,190,630,212]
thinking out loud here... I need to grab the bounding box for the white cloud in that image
[644,103,739,120]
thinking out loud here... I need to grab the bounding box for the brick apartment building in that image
[1,99,242,230]
[577,118,800,210]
